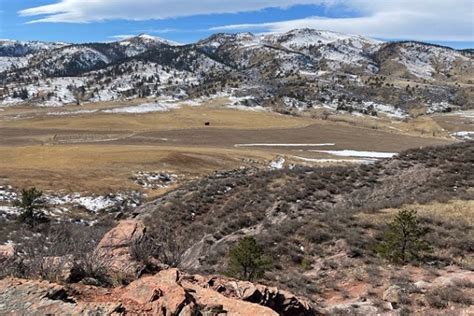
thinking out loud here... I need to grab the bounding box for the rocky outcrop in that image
[0,278,123,315]
[121,268,313,315]
[183,280,277,316]
[121,269,197,315]
[0,268,315,315]
[199,276,315,315]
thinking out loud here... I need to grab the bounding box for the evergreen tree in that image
[14,187,48,226]
[376,209,431,263]
[226,237,272,281]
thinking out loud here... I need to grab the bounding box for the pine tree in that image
[14,187,48,226]
[226,237,272,281]
[376,209,431,263]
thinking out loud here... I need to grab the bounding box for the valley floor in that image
[0,98,457,195]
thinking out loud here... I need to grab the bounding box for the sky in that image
[0,0,473,49]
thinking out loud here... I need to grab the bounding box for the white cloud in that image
[212,0,474,42]
[18,0,331,23]
[108,34,136,40]
[18,0,474,42]
[148,28,180,34]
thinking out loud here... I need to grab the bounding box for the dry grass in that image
[0,103,456,195]
[314,111,451,139]
[432,110,474,134]
[1,104,313,132]
[356,200,474,265]
[356,200,474,226]
[0,145,273,194]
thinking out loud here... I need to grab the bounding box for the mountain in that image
[0,39,66,57]
[0,29,472,116]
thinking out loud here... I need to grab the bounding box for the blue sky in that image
[1,0,473,49]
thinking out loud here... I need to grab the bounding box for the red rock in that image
[203,276,314,315]
[183,280,278,316]
[96,219,146,273]
[0,277,122,315]
[0,243,14,260]
[122,268,196,315]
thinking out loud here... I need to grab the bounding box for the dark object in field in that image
[204,122,210,126]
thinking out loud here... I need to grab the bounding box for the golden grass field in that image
[0,99,460,195]
[356,200,474,227]
[0,145,274,195]
[1,104,312,132]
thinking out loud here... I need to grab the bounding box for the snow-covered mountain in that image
[0,39,67,73]
[119,34,181,48]
[0,29,472,116]
[0,39,66,57]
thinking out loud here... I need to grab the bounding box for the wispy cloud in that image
[212,0,474,42]
[17,0,474,42]
[108,34,136,40]
[146,28,180,34]
[18,0,330,23]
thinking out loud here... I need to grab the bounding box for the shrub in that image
[130,235,160,265]
[301,258,313,271]
[147,223,185,268]
[69,251,111,286]
[226,236,272,281]
[426,286,472,308]
[376,209,431,263]
[0,222,112,285]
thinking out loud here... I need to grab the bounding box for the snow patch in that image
[0,205,19,216]
[226,104,267,112]
[235,143,335,148]
[47,109,98,116]
[132,171,177,189]
[292,155,374,164]
[452,131,474,140]
[311,150,397,158]
[269,157,285,170]
[104,102,180,114]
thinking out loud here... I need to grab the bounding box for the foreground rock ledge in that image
[0,268,315,315]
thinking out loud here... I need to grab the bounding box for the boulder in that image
[122,268,196,315]
[382,285,402,303]
[0,243,14,260]
[324,301,379,315]
[414,280,431,292]
[96,219,146,273]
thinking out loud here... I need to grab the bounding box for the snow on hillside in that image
[264,29,381,49]
[133,34,181,46]
[118,34,181,57]
[0,39,66,57]
[57,46,110,66]
[0,29,470,117]
[395,42,467,79]
[260,29,382,72]
[0,56,29,72]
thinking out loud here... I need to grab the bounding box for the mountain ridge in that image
[0,29,472,116]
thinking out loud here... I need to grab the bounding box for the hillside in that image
[1,29,472,117]
[135,141,473,271]
[1,141,472,314]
